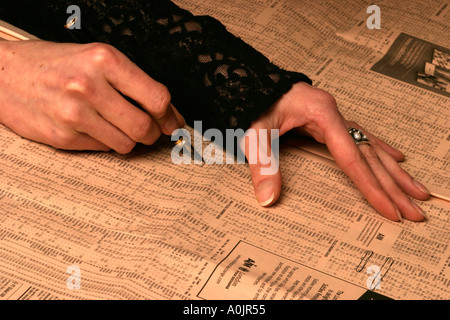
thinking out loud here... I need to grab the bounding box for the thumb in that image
[240,127,282,207]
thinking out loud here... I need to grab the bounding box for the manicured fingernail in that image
[413,180,430,195]
[412,202,429,221]
[256,180,274,207]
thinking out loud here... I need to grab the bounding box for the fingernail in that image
[256,180,274,207]
[395,206,403,223]
[413,180,430,195]
[412,202,429,221]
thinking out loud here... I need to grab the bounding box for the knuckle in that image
[315,90,337,110]
[340,156,360,174]
[48,129,77,149]
[63,75,93,96]
[338,147,365,174]
[150,84,171,117]
[129,117,152,141]
[117,139,136,154]
[84,43,117,66]
[363,146,379,164]
[57,101,84,126]
[304,89,339,122]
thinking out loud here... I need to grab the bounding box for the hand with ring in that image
[245,82,431,222]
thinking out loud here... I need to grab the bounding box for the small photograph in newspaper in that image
[371,32,450,97]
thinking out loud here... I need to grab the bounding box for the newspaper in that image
[0,0,449,300]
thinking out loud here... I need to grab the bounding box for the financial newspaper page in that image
[0,0,449,300]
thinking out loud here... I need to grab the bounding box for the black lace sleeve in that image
[0,0,312,132]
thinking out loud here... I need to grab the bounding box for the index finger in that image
[94,44,184,135]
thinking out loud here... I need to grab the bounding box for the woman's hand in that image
[0,40,184,153]
[245,81,430,222]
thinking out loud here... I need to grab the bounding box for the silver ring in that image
[348,128,370,145]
